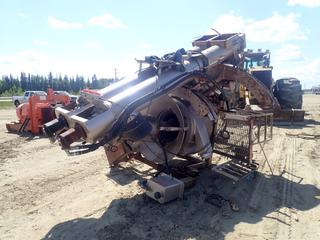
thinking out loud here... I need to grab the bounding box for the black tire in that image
[274,78,303,109]
[14,100,20,107]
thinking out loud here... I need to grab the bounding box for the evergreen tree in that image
[0,72,117,96]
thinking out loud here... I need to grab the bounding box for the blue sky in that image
[0,0,319,87]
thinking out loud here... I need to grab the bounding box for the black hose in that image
[99,71,206,146]
[160,144,171,175]
[65,71,225,155]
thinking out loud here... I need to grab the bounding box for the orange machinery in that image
[6,89,71,134]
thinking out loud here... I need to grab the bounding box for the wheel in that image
[14,100,20,107]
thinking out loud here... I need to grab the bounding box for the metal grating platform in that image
[212,160,259,182]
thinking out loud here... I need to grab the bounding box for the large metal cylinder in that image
[49,33,246,147]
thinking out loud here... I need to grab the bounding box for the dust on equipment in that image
[43,32,278,203]
[6,89,71,135]
[145,173,184,204]
[243,49,304,123]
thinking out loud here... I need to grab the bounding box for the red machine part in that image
[81,88,101,96]
[6,89,71,134]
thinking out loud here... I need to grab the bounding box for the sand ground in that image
[0,94,319,240]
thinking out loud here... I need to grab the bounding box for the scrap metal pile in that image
[43,33,279,203]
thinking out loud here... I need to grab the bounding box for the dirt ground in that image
[0,94,320,240]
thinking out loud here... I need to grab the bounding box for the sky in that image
[0,0,319,88]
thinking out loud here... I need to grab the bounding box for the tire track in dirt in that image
[248,131,284,211]
[247,128,298,240]
[0,150,112,240]
[0,156,104,214]
[274,136,297,240]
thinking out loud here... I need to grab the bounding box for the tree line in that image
[0,72,116,96]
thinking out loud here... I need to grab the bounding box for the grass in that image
[0,101,14,109]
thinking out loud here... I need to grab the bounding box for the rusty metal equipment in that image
[43,32,279,202]
[213,111,273,163]
[212,111,273,181]
[244,50,305,123]
[6,89,71,134]
[244,49,273,90]
[273,78,305,124]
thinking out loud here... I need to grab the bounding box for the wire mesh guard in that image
[212,111,273,163]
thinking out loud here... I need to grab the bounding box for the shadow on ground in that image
[104,164,155,186]
[42,168,320,240]
[6,130,47,141]
[274,115,320,129]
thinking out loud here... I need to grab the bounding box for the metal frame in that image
[212,111,273,164]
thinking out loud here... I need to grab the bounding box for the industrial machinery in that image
[43,33,278,203]
[312,85,320,95]
[6,88,72,134]
[244,49,304,123]
[244,49,273,91]
[273,78,304,122]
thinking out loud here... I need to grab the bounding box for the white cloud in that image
[211,12,317,87]
[85,41,101,49]
[0,50,52,74]
[273,58,320,88]
[273,44,305,62]
[33,40,48,46]
[87,14,126,29]
[288,0,320,7]
[210,12,246,34]
[211,12,306,43]
[271,47,320,88]
[17,12,27,18]
[0,49,116,79]
[47,16,83,30]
